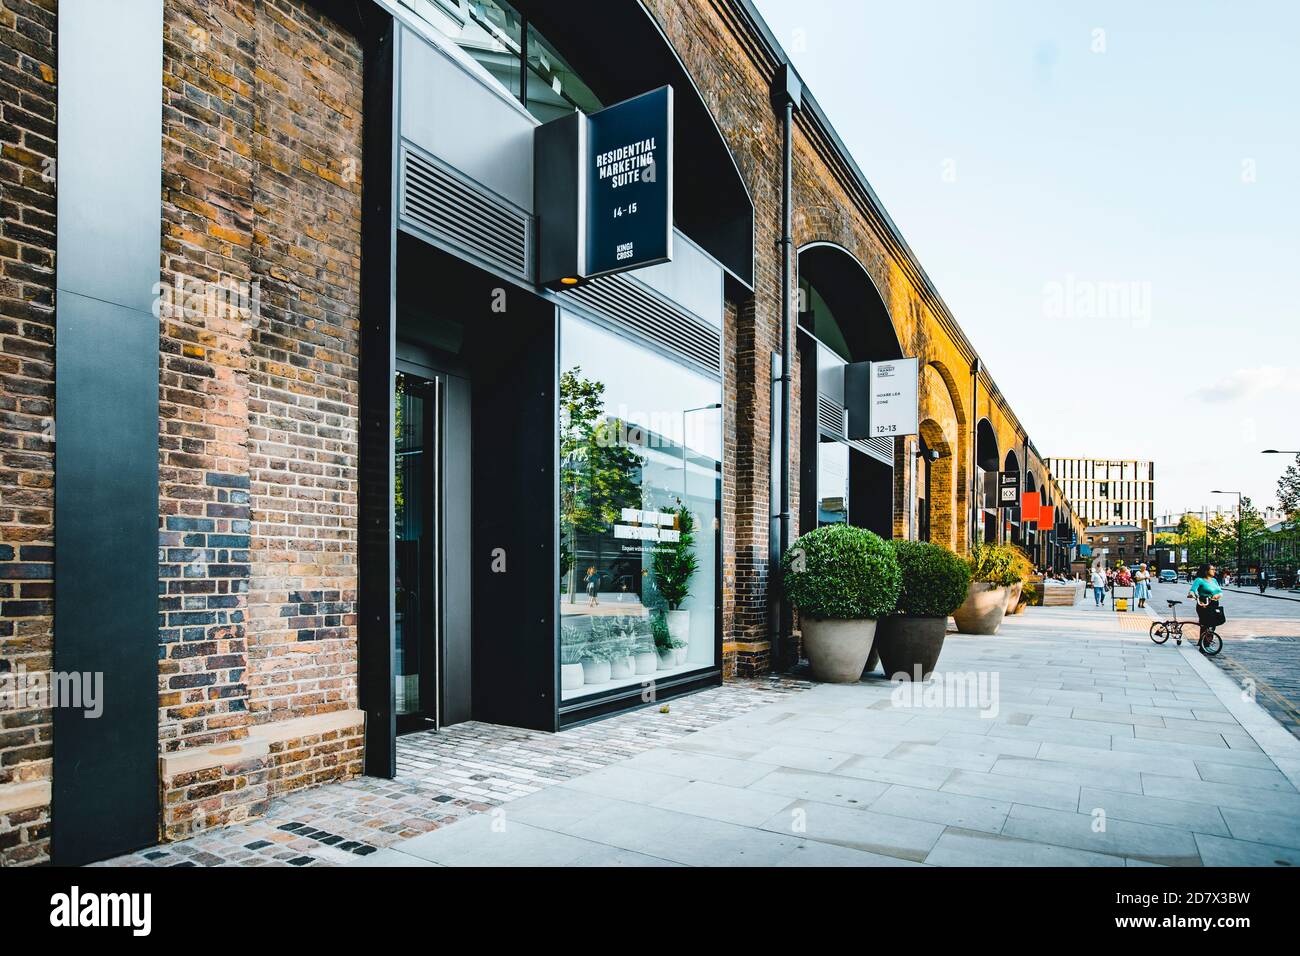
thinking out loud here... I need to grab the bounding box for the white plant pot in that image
[674,645,688,665]
[634,651,658,675]
[609,655,635,679]
[581,658,611,684]
[656,648,676,670]
[801,617,877,684]
[666,609,690,644]
[560,662,585,691]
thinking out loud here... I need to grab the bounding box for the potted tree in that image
[580,618,614,684]
[652,501,698,663]
[876,541,970,680]
[560,623,587,691]
[953,543,1025,635]
[608,617,637,679]
[782,525,900,683]
[631,615,658,675]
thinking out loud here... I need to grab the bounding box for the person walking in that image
[1134,563,1151,608]
[1090,565,1107,606]
[1258,569,1268,594]
[1189,563,1225,642]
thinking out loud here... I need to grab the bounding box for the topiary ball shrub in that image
[782,524,900,620]
[889,541,971,617]
[968,543,1032,586]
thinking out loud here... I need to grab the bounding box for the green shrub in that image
[968,543,1033,586]
[889,541,971,617]
[782,524,900,620]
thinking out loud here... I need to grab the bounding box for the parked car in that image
[1159,569,1177,583]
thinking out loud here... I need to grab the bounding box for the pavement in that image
[350,599,1300,867]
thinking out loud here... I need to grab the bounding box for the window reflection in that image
[401,0,601,122]
[558,314,719,701]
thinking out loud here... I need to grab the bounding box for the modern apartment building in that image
[1049,457,1155,541]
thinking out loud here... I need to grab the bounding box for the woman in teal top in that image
[1188,564,1223,632]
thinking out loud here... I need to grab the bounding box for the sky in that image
[752,0,1300,516]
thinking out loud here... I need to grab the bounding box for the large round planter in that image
[801,617,877,684]
[560,662,585,691]
[1004,581,1024,615]
[656,648,676,671]
[581,659,611,684]
[666,609,690,644]
[876,615,947,681]
[634,651,658,675]
[609,655,635,679]
[953,582,1009,635]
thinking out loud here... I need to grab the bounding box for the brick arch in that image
[918,363,960,550]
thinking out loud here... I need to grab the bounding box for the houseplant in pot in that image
[608,617,637,679]
[652,501,698,663]
[631,615,658,675]
[782,524,900,683]
[876,541,970,680]
[560,623,587,691]
[1002,548,1033,615]
[580,618,614,684]
[651,611,682,670]
[953,543,1024,635]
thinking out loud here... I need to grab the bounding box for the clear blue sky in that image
[753,0,1300,516]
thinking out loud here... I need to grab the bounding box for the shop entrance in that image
[394,370,441,732]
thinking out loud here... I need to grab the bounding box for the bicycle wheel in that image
[1149,622,1169,644]
[1199,629,1223,656]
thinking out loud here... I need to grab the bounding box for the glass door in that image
[395,372,440,732]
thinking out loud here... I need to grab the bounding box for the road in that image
[1147,580,1300,740]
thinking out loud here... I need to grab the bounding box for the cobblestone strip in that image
[94,677,811,867]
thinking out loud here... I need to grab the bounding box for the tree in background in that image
[559,367,643,602]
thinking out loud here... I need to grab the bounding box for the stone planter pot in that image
[875,615,948,681]
[633,650,658,675]
[1004,581,1024,615]
[952,582,1009,635]
[581,659,611,684]
[801,617,877,684]
[656,648,676,670]
[560,662,585,691]
[609,655,635,679]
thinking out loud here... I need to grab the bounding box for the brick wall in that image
[0,0,56,867]
[243,0,361,723]
[157,0,362,836]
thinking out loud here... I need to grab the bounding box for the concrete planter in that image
[876,615,947,681]
[633,651,658,675]
[952,582,1009,635]
[560,662,585,691]
[609,655,635,679]
[1004,581,1025,615]
[801,617,877,683]
[580,659,611,684]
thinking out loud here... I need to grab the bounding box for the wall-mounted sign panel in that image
[998,471,1020,508]
[535,86,673,286]
[867,357,918,439]
[586,86,673,278]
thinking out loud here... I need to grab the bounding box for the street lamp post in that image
[1211,489,1243,583]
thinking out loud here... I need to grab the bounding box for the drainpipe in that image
[969,358,981,550]
[770,64,802,669]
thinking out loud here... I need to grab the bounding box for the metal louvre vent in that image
[816,394,845,437]
[818,393,894,465]
[849,435,895,465]
[400,145,530,280]
[563,275,722,375]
